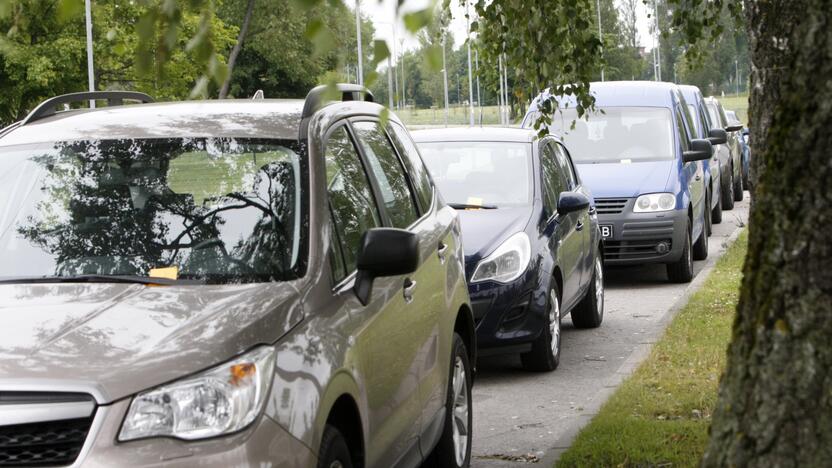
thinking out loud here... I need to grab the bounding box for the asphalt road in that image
[469,196,751,467]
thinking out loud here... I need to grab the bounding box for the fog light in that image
[656,241,670,254]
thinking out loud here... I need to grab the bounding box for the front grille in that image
[604,239,672,260]
[594,198,629,215]
[0,417,92,466]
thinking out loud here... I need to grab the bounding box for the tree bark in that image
[702,0,832,466]
[218,0,256,99]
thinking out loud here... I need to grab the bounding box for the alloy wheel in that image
[328,462,344,468]
[451,356,469,466]
[549,290,561,356]
[594,257,604,317]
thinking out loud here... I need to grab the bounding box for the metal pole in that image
[466,0,475,126]
[596,0,604,81]
[391,26,398,109]
[498,54,505,125]
[387,56,394,109]
[735,59,740,95]
[354,0,363,86]
[85,0,95,108]
[400,40,406,109]
[443,33,450,126]
[503,56,510,124]
[654,0,661,81]
[475,49,482,125]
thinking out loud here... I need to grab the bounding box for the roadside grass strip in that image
[557,231,748,468]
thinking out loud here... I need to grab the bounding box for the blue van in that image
[523,81,713,283]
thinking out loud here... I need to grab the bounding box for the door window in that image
[388,122,434,213]
[352,121,420,229]
[553,143,578,189]
[540,142,567,215]
[325,126,382,282]
[675,107,691,152]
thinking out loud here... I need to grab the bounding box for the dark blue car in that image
[523,81,714,283]
[413,128,604,372]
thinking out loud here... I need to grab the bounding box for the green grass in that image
[556,231,748,468]
[718,94,749,125]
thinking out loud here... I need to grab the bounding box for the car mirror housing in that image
[684,138,713,162]
[707,128,728,145]
[557,192,590,216]
[725,124,744,132]
[354,228,420,305]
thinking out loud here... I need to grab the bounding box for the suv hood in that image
[576,160,674,198]
[0,282,303,403]
[458,207,532,274]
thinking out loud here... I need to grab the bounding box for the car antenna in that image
[252,90,265,100]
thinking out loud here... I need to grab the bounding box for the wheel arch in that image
[325,393,365,468]
[454,304,477,370]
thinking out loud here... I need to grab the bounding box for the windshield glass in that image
[687,104,701,136]
[417,141,532,207]
[0,138,306,283]
[539,107,675,164]
[706,103,722,127]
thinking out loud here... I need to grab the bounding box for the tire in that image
[693,218,709,261]
[704,191,713,236]
[733,165,744,201]
[521,284,562,372]
[427,333,472,468]
[711,187,723,224]
[666,225,694,283]
[572,255,604,329]
[317,425,354,468]
[721,169,735,210]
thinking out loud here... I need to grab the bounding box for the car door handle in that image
[576,221,584,231]
[403,278,417,303]
[695,175,702,181]
[437,242,448,263]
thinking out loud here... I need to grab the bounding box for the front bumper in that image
[75,399,315,467]
[596,198,688,266]
[467,268,547,355]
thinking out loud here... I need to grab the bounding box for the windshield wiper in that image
[0,274,203,286]
[448,202,498,210]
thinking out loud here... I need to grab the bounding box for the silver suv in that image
[0,86,475,467]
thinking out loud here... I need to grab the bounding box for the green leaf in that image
[305,19,335,57]
[403,8,432,34]
[57,0,84,22]
[372,40,390,67]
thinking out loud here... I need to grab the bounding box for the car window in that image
[553,142,577,189]
[325,125,382,282]
[352,121,420,229]
[388,122,433,213]
[675,107,691,152]
[686,104,702,137]
[540,142,567,214]
[706,103,724,128]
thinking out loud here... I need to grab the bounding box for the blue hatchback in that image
[523,81,713,283]
[413,128,604,372]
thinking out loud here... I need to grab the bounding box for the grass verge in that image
[556,230,748,468]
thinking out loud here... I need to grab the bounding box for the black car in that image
[413,128,604,372]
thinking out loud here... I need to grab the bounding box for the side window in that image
[352,121,420,229]
[675,107,691,152]
[553,143,577,189]
[540,142,566,214]
[325,126,382,283]
[388,122,434,213]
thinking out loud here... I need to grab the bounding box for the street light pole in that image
[475,48,482,125]
[400,40,406,109]
[466,0,475,126]
[735,59,740,95]
[442,33,450,126]
[85,0,95,108]
[654,0,662,81]
[596,0,604,81]
[354,0,363,86]
[387,55,394,109]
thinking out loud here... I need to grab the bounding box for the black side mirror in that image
[684,138,713,162]
[557,192,590,216]
[354,228,420,306]
[707,128,727,145]
[725,124,744,132]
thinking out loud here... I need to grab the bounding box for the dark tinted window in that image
[554,143,577,189]
[388,122,433,213]
[325,126,381,281]
[675,107,691,152]
[352,121,420,229]
[540,142,567,213]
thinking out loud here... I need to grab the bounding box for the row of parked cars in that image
[0,81,747,468]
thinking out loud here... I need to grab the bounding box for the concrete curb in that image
[539,225,746,467]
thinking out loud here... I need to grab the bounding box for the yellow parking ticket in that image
[149,266,179,280]
[466,197,484,208]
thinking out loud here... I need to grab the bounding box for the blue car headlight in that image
[471,232,531,283]
[633,193,676,213]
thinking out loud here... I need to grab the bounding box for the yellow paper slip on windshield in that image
[149,266,179,280]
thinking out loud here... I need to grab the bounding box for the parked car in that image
[679,85,728,227]
[412,128,604,372]
[725,109,751,188]
[523,81,713,283]
[0,87,476,468]
[704,97,745,204]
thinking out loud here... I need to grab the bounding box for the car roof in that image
[678,85,704,101]
[410,126,539,144]
[529,81,680,111]
[0,99,306,147]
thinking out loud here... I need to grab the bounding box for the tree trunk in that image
[702,0,832,466]
[218,0,256,99]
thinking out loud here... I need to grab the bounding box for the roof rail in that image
[20,91,155,126]
[298,84,374,140]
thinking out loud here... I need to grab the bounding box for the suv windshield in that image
[528,107,675,164]
[0,137,306,283]
[418,141,532,208]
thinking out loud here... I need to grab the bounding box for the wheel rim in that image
[594,257,604,317]
[329,462,344,468]
[687,232,693,268]
[451,356,469,466]
[549,290,561,356]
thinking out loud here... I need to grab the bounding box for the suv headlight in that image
[119,345,276,441]
[471,232,531,283]
[633,193,676,213]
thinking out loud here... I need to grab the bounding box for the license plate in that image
[600,225,613,238]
